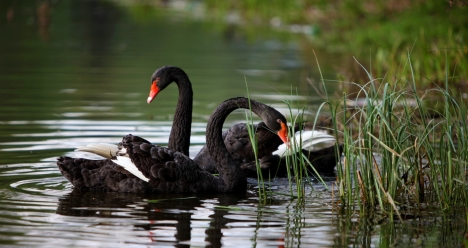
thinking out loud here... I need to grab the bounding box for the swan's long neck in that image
[168,72,193,156]
[206,97,266,191]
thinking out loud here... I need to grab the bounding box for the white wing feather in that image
[112,156,150,182]
[301,132,337,151]
[273,130,336,156]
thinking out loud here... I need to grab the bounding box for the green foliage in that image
[204,0,468,213]
[224,0,468,214]
[204,0,468,92]
[326,54,468,214]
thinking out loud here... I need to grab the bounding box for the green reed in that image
[244,81,332,199]
[243,79,266,198]
[245,49,467,211]
[322,51,468,214]
[282,97,330,193]
[281,100,308,199]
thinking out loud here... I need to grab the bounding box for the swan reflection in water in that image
[56,189,253,247]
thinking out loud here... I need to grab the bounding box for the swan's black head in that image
[147,66,185,104]
[261,106,289,144]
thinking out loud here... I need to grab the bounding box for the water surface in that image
[0,1,465,247]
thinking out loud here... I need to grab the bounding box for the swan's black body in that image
[57,97,288,193]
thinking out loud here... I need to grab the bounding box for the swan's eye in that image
[276,119,281,124]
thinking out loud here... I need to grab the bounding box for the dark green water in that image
[0,1,465,247]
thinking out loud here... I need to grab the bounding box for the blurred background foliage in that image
[2,0,467,95]
[203,0,467,92]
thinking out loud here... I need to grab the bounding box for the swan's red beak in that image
[147,80,160,104]
[277,120,289,146]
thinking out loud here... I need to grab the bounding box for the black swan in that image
[57,97,289,193]
[147,66,340,176]
[147,66,193,156]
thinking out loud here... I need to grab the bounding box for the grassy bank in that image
[205,0,467,93]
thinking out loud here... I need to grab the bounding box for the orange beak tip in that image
[278,121,289,145]
[148,81,159,104]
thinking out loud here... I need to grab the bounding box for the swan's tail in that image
[273,130,336,156]
[75,143,119,159]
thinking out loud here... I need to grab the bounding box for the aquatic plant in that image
[317,51,468,217]
[242,46,466,217]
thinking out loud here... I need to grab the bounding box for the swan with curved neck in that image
[148,66,193,156]
[206,97,288,190]
[57,97,289,193]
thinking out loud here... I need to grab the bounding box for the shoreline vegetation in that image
[328,57,467,218]
[200,0,468,213]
